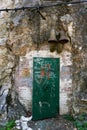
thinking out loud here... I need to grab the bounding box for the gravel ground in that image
[27,116,74,130]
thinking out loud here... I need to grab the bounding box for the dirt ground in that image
[27,116,74,130]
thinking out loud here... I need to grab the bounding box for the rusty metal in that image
[48,28,58,43]
[58,30,69,44]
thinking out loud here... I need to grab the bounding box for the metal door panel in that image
[32,57,60,120]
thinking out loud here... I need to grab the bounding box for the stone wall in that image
[71,3,87,114]
[0,0,87,121]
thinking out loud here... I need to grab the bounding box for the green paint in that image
[32,57,60,120]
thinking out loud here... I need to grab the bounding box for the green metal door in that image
[32,57,60,120]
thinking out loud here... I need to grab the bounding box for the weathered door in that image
[32,57,60,120]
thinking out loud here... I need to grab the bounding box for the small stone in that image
[16,125,21,130]
[73,128,77,130]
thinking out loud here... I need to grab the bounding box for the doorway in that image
[32,57,60,120]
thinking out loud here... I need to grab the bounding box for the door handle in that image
[43,85,50,92]
[44,86,48,90]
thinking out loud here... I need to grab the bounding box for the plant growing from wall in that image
[74,114,87,130]
[63,113,87,130]
[0,120,16,130]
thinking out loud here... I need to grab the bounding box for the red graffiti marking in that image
[40,64,51,79]
[40,68,46,77]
